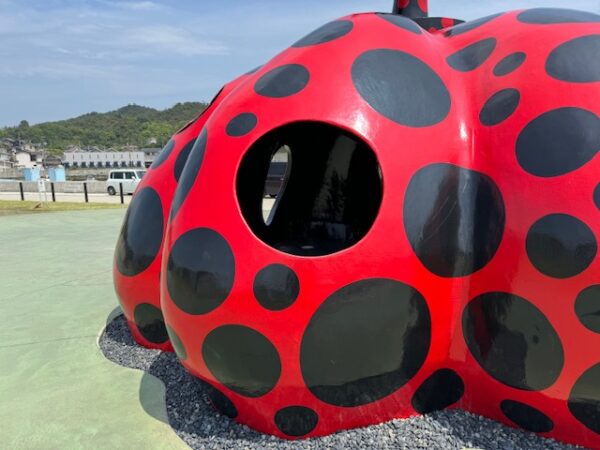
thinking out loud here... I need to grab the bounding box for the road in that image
[0,191,132,204]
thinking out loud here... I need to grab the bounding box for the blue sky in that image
[0,0,598,126]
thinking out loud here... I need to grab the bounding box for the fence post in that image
[119,182,124,204]
[51,182,56,202]
[19,182,24,201]
[83,182,89,203]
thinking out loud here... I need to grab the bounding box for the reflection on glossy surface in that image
[569,364,600,434]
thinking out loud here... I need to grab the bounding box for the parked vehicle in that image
[106,169,146,195]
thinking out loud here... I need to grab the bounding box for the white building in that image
[62,148,145,169]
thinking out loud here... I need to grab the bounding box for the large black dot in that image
[254,64,309,98]
[411,369,464,414]
[480,88,520,126]
[493,52,526,76]
[352,49,451,127]
[292,20,353,47]
[500,400,554,433]
[151,139,175,169]
[133,303,168,344]
[226,113,257,137]
[173,138,197,182]
[444,13,502,37]
[253,264,300,311]
[166,227,235,315]
[516,107,600,177]
[377,13,422,34]
[575,285,600,333]
[300,278,431,407]
[205,383,238,418]
[546,35,600,83]
[166,324,187,360]
[202,325,281,397]
[115,187,164,277]
[463,292,564,391]
[404,163,505,277]
[526,214,597,279]
[274,406,318,437]
[518,8,600,24]
[595,184,600,210]
[569,364,600,433]
[171,129,208,217]
[447,38,497,72]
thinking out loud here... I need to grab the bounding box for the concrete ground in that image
[0,191,132,204]
[0,208,187,450]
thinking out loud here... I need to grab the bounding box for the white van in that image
[106,169,146,195]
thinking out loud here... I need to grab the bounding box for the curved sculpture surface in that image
[114,2,600,447]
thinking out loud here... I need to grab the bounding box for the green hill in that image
[0,102,208,155]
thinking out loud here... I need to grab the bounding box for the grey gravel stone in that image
[99,314,584,450]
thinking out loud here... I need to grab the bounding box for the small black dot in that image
[352,49,451,127]
[447,38,497,72]
[444,13,503,37]
[493,52,526,76]
[202,325,281,397]
[254,64,309,98]
[205,383,238,418]
[151,139,175,169]
[167,227,235,315]
[526,214,597,279]
[115,187,164,276]
[412,369,464,414]
[226,113,257,137]
[569,363,600,433]
[171,129,208,217]
[292,20,353,47]
[546,35,600,83]
[254,264,300,311]
[517,8,600,24]
[377,13,422,34]
[516,107,600,177]
[595,184,600,210]
[300,278,431,407]
[463,292,564,391]
[173,138,197,182]
[500,400,554,433]
[134,303,168,344]
[275,406,318,437]
[166,325,187,360]
[480,88,520,126]
[575,285,600,333]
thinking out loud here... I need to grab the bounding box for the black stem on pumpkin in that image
[392,0,429,18]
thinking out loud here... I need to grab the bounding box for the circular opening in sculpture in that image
[236,121,382,256]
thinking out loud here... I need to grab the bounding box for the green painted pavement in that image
[0,209,189,450]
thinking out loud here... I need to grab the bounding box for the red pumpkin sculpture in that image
[114,1,600,447]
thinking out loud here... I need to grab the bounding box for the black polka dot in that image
[463,292,564,391]
[352,49,451,127]
[173,138,197,182]
[411,369,464,414]
[151,139,175,169]
[202,325,281,397]
[404,163,505,277]
[166,227,235,315]
[115,187,164,276]
[569,363,600,433]
[500,400,554,433]
[518,8,600,24]
[253,264,300,311]
[226,113,257,137]
[447,38,497,71]
[274,406,318,437]
[134,303,168,344]
[205,383,238,418]
[480,88,520,126]
[575,285,600,333]
[377,13,422,34]
[493,52,526,76]
[444,13,503,37]
[300,278,431,407]
[595,184,600,210]
[526,214,597,279]
[292,20,353,47]
[546,35,600,83]
[254,64,309,98]
[166,325,187,360]
[516,107,600,177]
[171,129,208,217]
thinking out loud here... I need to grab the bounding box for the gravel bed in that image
[99,314,583,450]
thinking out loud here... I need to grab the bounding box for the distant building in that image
[62,147,145,169]
[0,138,44,169]
[0,150,13,169]
[141,148,162,168]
